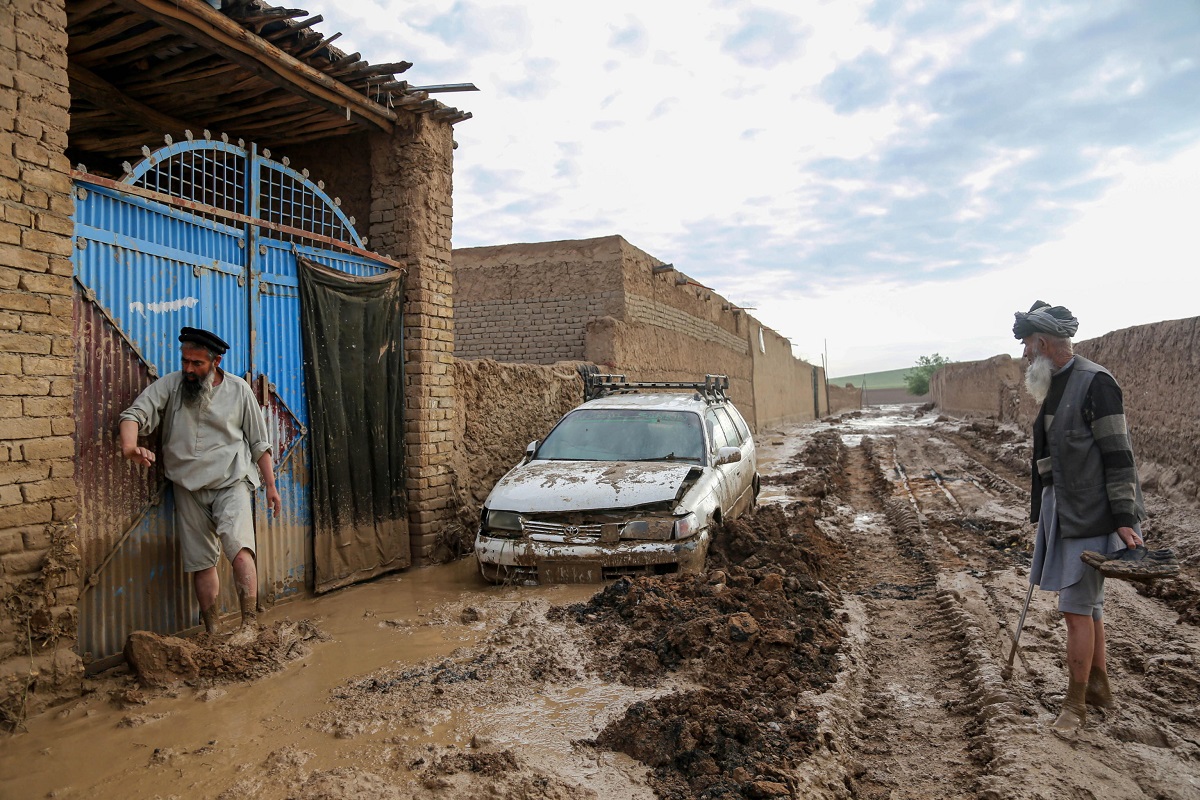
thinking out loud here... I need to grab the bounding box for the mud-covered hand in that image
[256,450,281,517]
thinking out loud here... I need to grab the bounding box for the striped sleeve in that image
[1084,372,1139,528]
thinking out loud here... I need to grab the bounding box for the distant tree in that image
[905,353,951,396]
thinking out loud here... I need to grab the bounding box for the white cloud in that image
[775,141,1200,376]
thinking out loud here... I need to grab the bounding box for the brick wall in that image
[0,0,82,729]
[282,132,372,241]
[625,293,750,355]
[454,237,626,364]
[456,292,618,362]
[369,115,456,564]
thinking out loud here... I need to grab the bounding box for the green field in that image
[828,367,911,391]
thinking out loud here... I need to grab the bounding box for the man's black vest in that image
[1035,357,1145,538]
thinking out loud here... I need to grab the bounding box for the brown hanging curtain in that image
[297,256,409,593]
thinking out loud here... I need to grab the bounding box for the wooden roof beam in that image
[68,0,118,25]
[69,62,197,135]
[234,7,309,26]
[109,0,396,132]
[294,31,340,60]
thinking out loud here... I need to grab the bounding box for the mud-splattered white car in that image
[475,375,759,584]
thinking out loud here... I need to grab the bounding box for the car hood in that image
[487,460,702,513]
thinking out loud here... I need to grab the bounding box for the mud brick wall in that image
[931,316,1200,501]
[586,237,757,424]
[368,115,456,564]
[454,237,625,363]
[0,0,82,729]
[1075,316,1200,503]
[827,383,862,415]
[448,358,583,546]
[750,323,826,428]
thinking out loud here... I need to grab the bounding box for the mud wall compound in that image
[454,235,828,431]
[827,383,863,415]
[454,238,625,363]
[931,316,1200,498]
[749,324,824,427]
[930,355,1034,424]
[601,237,757,422]
[449,359,584,540]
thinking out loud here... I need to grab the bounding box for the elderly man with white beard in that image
[1014,301,1146,736]
[118,327,282,634]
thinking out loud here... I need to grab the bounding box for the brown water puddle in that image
[1,558,623,799]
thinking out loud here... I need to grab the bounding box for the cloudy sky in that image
[320,0,1199,376]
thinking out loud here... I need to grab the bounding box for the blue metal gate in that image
[72,133,404,662]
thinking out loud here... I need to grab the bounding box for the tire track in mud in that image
[883,432,1028,576]
[830,435,989,799]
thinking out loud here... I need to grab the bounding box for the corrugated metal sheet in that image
[74,292,194,659]
[256,391,311,602]
[73,183,247,376]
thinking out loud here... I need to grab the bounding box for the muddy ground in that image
[4,405,1200,799]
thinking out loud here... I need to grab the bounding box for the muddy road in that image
[4,406,1200,799]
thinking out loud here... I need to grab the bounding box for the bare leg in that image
[1063,612,1095,682]
[232,548,258,627]
[193,567,220,633]
[1092,617,1106,672]
[1054,612,1094,733]
[1087,617,1113,707]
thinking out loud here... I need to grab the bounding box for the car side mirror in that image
[715,446,741,466]
[525,440,539,462]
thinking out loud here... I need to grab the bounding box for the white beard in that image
[1024,355,1054,404]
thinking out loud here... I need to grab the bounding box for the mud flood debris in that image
[124,619,330,689]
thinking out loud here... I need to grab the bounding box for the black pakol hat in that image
[178,326,230,356]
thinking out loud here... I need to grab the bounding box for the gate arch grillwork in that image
[115,132,366,249]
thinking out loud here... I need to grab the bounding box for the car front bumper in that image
[474,530,709,584]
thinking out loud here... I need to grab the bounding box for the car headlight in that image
[673,512,699,539]
[484,509,524,537]
[620,519,674,541]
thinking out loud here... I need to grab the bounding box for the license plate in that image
[537,560,604,584]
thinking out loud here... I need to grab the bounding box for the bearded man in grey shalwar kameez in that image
[119,327,282,633]
[1015,301,1146,735]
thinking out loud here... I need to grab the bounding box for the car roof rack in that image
[584,373,730,403]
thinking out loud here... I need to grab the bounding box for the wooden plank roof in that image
[67,0,472,163]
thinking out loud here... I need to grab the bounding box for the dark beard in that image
[182,371,215,407]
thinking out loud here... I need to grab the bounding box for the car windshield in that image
[537,409,705,463]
